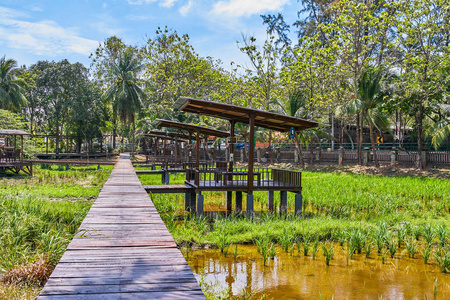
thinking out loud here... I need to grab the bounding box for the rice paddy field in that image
[0,164,113,300]
[139,168,450,299]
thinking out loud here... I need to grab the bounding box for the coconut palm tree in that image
[103,48,146,157]
[337,67,389,167]
[428,104,450,150]
[356,67,390,167]
[273,89,325,167]
[0,56,28,112]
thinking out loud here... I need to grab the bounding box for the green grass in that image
[147,169,450,247]
[0,164,113,297]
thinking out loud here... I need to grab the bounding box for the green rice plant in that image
[434,248,450,273]
[436,225,448,247]
[342,244,351,266]
[303,238,311,256]
[381,247,388,264]
[422,245,432,264]
[412,225,422,241]
[255,236,270,254]
[422,224,435,247]
[233,244,239,261]
[405,238,417,258]
[364,240,373,259]
[183,241,192,258]
[322,242,334,266]
[388,239,397,258]
[279,229,294,252]
[349,229,366,254]
[434,278,438,300]
[216,231,230,253]
[268,243,277,259]
[396,224,407,248]
[312,239,319,260]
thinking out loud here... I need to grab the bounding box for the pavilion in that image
[0,129,33,176]
[174,97,319,217]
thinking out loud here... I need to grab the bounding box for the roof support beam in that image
[247,112,255,195]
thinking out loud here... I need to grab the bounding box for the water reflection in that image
[187,244,450,299]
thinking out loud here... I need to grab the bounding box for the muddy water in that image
[187,244,450,299]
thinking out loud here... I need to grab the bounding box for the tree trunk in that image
[112,127,116,150]
[356,113,362,164]
[55,119,60,154]
[416,101,424,169]
[369,122,379,167]
[132,120,135,159]
[294,134,305,168]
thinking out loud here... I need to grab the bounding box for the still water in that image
[187,244,450,299]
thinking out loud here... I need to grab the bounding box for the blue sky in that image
[0,0,301,70]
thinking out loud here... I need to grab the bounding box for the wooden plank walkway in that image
[38,154,205,299]
[143,185,194,194]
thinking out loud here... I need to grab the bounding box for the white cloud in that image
[179,0,192,16]
[212,0,290,17]
[0,6,98,56]
[161,0,177,8]
[127,0,178,7]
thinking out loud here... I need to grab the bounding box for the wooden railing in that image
[185,168,302,190]
[272,169,302,188]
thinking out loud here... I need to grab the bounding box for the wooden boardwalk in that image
[38,154,205,299]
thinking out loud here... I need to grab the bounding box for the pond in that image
[187,244,450,299]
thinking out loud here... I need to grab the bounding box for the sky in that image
[0,0,301,71]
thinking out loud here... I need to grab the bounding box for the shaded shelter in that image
[174,97,319,217]
[0,129,33,176]
[155,119,229,170]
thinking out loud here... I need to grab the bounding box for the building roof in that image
[0,129,31,136]
[155,119,230,138]
[174,97,319,132]
[144,130,191,140]
[142,133,189,142]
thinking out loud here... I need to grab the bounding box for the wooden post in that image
[226,191,233,212]
[189,132,193,165]
[174,137,178,168]
[248,112,255,195]
[268,190,274,213]
[21,135,24,161]
[195,130,200,170]
[184,193,191,211]
[46,135,49,154]
[229,120,235,172]
[236,191,243,213]
[295,193,303,217]
[280,191,288,214]
[196,193,204,217]
[246,193,254,218]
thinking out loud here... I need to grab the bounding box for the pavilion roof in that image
[155,119,230,138]
[174,97,319,132]
[0,129,31,136]
[144,130,191,140]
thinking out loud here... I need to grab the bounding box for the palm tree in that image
[338,67,389,167]
[357,68,390,167]
[273,89,313,167]
[428,104,450,150]
[103,48,146,157]
[0,56,28,112]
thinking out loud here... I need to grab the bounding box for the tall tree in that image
[103,48,146,157]
[0,56,28,112]
[397,0,450,168]
[90,36,129,149]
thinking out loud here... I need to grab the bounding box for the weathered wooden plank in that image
[38,154,205,299]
